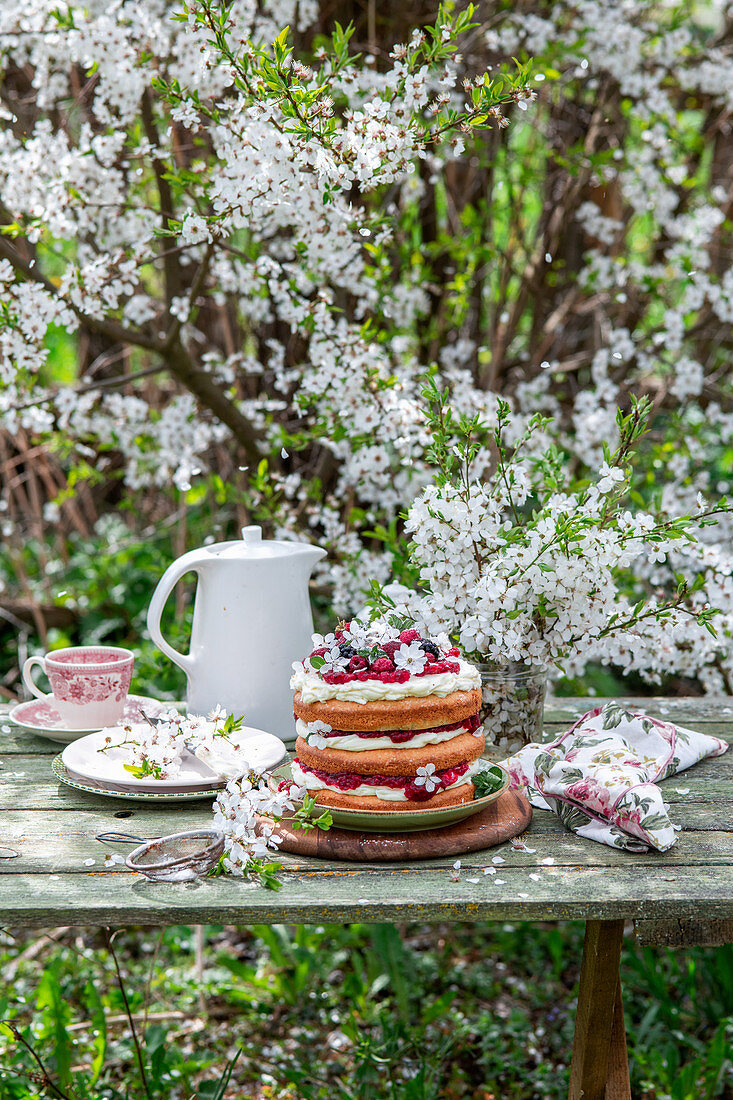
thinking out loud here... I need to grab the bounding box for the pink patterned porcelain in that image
[9,694,169,742]
[22,646,134,727]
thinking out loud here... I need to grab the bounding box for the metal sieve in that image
[95,829,224,881]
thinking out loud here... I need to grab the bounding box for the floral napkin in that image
[500,702,728,852]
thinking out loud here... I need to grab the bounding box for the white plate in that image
[9,694,173,745]
[52,757,223,803]
[61,727,287,793]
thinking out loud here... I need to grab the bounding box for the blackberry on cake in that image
[288,618,484,813]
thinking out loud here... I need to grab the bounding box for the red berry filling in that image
[294,759,471,801]
[320,660,460,685]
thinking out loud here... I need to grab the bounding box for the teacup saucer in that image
[8,694,173,745]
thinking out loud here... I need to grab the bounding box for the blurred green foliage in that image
[1,518,190,700]
[0,922,731,1098]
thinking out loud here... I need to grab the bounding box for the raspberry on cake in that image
[288,617,484,813]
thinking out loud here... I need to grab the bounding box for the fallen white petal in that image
[483,867,496,875]
[83,858,95,866]
[494,879,506,885]
[675,788,690,795]
[466,877,480,884]
[541,857,555,865]
[453,860,461,870]
[518,893,529,899]
[529,873,540,881]
[492,855,505,864]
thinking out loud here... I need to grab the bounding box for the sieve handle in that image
[95,832,150,844]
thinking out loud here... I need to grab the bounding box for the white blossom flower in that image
[320,645,348,673]
[393,641,428,673]
[180,210,213,245]
[597,463,626,494]
[169,295,191,323]
[413,763,439,792]
[302,719,333,749]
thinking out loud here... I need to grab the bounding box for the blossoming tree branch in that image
[1,0,733,691]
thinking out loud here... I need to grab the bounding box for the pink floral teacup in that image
[22,646,134,728]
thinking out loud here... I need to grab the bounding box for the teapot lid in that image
[203,525,321,560]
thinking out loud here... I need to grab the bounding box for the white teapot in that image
[147,526,325,743]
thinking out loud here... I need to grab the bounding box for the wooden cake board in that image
[259,788,532,862]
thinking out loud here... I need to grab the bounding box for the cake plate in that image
[268,761,510,833]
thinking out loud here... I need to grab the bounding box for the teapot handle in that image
[146,554,201,675]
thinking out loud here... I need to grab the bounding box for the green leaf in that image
[205,1048,243,1100]
[473,766,505,798]
[84,979,107,1084]
[369,925,411,1023]
[36,960,72,1087]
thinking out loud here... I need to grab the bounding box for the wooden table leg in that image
[568,919,631,1100]
[604,973,631,1099]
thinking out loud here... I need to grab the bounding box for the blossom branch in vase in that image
[403,381,733,736]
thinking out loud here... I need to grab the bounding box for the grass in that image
[0,922,731,1099]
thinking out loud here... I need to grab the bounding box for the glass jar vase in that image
[477,661,548,753]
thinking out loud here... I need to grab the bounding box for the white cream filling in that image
[291,759,480,802]
[290,659,481,705]
[296,717,471,751]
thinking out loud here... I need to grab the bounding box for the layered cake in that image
[289,620,484,812]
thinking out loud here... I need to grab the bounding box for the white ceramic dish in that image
[52,757,223,803]
[9,694,172,745]
[61,727,287,794]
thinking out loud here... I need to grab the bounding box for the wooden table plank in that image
[1,807,732,875]
[0,698,730,927]
[2,863,733,927]
[0,727,62,755]
[547,697,733,721]
[634,918,733,947]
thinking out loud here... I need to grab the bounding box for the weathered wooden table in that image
[2,696,732,1100]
